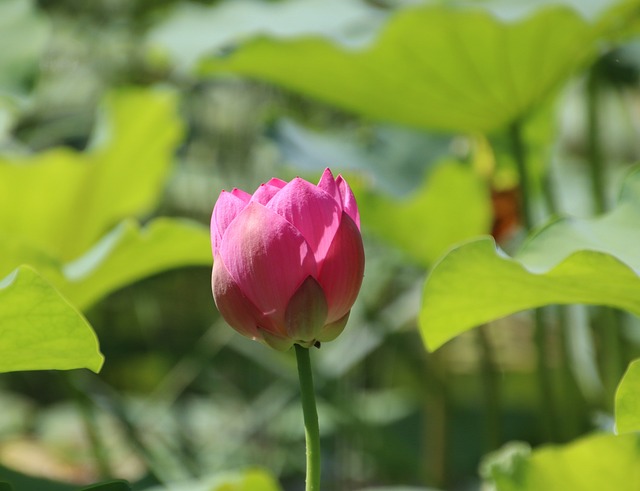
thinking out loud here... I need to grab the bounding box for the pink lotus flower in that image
[211,168,365,351]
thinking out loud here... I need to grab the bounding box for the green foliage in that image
[145,469,282,491]
[198,3,630,133]
[0,87,212,310]
[0,266,103,373]
[420,167,640,350]
[0,0,49,93]
[615,358,640,434]
[1,0,639,488]
[482,433,640,490]
[61,218,212,310]
[0,483,13,491]
[0,86,213,375]
[79,481,131,491]
[0,464,76,491]
[352,161,491,268]
[0,88,183,261]
[357,488,440,491]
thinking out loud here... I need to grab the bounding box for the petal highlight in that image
[211,190,249,256]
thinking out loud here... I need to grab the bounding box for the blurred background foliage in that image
[1,0,640,490]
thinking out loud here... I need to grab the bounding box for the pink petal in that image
[211,190,249,256]
[219,202,317,325]
[318,212,365,323]
[336,175,361,230]
[266,177,287,189]
[231,188,251,202]
[317,168,342,207]
[250,177,288,205]
[267,178,341,266]
[212,256,263,340]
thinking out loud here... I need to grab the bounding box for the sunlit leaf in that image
[199,3,628,133]
[419,167,640,350]
[145,469,282,491]
[61,218,212,310]
[0,88,183,261]
[615,358,640,434]
[0,218,211,311]
[0,266,103,373]
[0,0,49,93]
[481,433,640,491]
[353,160,492,268]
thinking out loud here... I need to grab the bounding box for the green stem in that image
[509,119,559,440]
[586,65,625,408]
[598,307,625,410]
[555,306,588,441]
[61,373,112,478]
[586,66,606,214]
[508,119,533,231]
[477,325,502,450]
[295,344,321,491]
[533,309,558,440]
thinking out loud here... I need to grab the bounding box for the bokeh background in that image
[1,0,640,490]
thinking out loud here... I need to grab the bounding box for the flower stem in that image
[295,344,321,491]
[586,64,606,215]
[508,119,559,441]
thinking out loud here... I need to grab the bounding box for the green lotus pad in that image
[0,266,103,373]
[351,161,491,268]
[419,167,640,350]
[482,432,640,491]
[0,88,183,261]
[615,359,640,434]
[199,2,634,132]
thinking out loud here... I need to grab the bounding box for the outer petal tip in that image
[336,175,361,230]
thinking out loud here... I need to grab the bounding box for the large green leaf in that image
[0,266,103,373]
[0,88,183,261]
[353,160,491,268]
[615,358,640,434]
[481,433,640,491]
[419,167,640,350]
[198,3,629,133]
[61,218,212,310]
[0,218,212,311]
